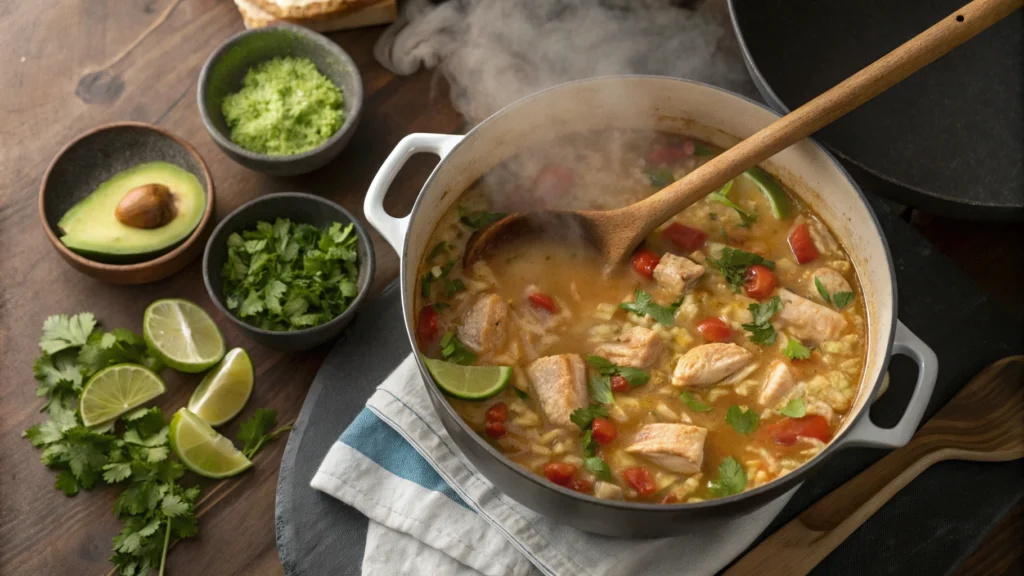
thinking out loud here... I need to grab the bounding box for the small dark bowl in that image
[39,122,216,284]
[197,23,363,176]
[203,192,375,351]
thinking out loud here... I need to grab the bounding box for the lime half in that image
[169,408,252,479]
[188,348,254,426]
[422,357,511,400]
[143,299,225,373]
[80,364,166,426]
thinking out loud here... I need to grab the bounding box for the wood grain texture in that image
[0,2,1021,575]
[724,356,1024,576]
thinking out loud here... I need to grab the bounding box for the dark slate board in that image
[276,195,1024,576]
[730,0,1024,220]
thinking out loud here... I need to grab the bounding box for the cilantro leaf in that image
[586,355,649,389]
[782,337,811,360]
[513,387,529,400]
[569,404,608,430]
[742,296,782,345]
[585,355,616,373]
[681,391,713,412]
[832,291,855,309]
[725,406,760,435]
[588,375,614,405]
[458,206,507,229]
[237,408,293,459]
[780,397,806,418]
[55,470,80,496]
[40,313,96,354]
[814,276,832,305]
[708,456,747,497]
[616,367,650,386]
[580,429,596,457]
[619,289,678,326]
[645,167,675,188]
[708,248,775,293]
[584,456,614,481]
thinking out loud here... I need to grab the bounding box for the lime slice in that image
[169,408,252,479]
[188,348,254,426]
[79,364,166,426]
[143,299,225,373]
[743,167,790,220]
[422,356,511,400]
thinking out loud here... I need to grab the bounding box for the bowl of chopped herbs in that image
[203,192,375,350]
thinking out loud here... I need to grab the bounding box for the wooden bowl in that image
[39,122,216,284]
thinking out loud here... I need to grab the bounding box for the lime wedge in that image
[743,167,790,219]
[169,408,252,479]
[422,356,511,400]
[188,348,254,426]
[143,299,225,373]
[79,364,166,426]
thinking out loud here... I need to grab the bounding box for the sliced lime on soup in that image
[169,408,252,479]
[423,357,511,400]
[187,348,254,426]
[143,299,225,373]
[79,364,166,426]
[743,167,790,219]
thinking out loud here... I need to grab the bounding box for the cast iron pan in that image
[729,0,1023,220]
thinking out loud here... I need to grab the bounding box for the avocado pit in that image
[115,184,178,229]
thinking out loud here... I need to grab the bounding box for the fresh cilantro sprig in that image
[742,296,783,345]
[782,337,811,360]
[221,218,360,331]
[779,397,806,418]
[708,456,747,497]
[584,457,614,481]
[708,247,774,293]
[570,405,614,481]
[458,206,507,229]
[619,289,681,327]
[681,391,713,412]
[237,408,293,459]
[725,406,760,435]
[439,331,477,365]
[814,277,855,310]
[586,355,649,404]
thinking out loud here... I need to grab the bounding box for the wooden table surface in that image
[1,1,1020,575]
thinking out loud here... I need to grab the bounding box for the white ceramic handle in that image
[363,133,464,253]
[844,320,939,449]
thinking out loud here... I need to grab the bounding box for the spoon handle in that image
[620,0,1022,241]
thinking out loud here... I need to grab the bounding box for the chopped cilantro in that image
[585,355,650,401]
[815,276,855,309]
[725,406,759,435]
[708,247,775,293]
[742,296,782,345]
[782,337,811,360]
[458,206,506,229]
[619,289,680,327]
[570,404,609,430]
[588,375,614,404]
[708,456,747,497]
[584,456,614,481]
[681,391,713,412]
[779,397,806,418]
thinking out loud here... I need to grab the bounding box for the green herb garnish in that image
[779,397,806,418]
[458,206,506,229]
[619,289,680,327]
[586,355,650,403]
[439,331,477,365]
[708,456,747,497]
[221,218,360,331]
[513,387,529,400]
[742,296,783,345]
[725,406,760,435]
[815,276,854,310]
[645,167,675,188]
[236,408,292,459]
[681,391,713,412]
[708,247,775,293]
[584,456,614,481]
[782,337,811,360]
[570,404,609,430]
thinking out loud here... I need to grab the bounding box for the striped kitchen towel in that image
[311,355,794,576]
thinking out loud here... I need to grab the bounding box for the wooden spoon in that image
[723,355,1024,576]
[464,0,1023,269]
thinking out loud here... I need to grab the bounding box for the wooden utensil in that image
[463,0,1023,269]
[724,355,1024,576]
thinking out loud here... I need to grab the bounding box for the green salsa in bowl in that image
[198,24,362,176]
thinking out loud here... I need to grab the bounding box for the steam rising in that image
[376,0,755,125]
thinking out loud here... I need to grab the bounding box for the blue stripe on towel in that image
[341,408,471,509]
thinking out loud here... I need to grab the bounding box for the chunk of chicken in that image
[594,326,663,369]
[458,294,507,355]
[806,218,839,255]
[758,360,795,408]
[653,253,705,298]
[810,268,852,300]
[776,289,848,346]
[593,480,624,500]
[671,343,755,387]
[526,354,588,428]
[625,423,707,474]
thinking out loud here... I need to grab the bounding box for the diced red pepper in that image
[568,478,594,494]
[663,222,708,252]
[610,374,630,392]
[646,141,695,165]
[533,164,576,197]
[763,415,832,446]
[743,264,777,300]
[485,402,508,423]
[697,317,733,342]
[631,248,661,279]
[484,420,506,438]
[591,418,618,445]
[528,293,557,313]
[788,224,820,264]
[417,306,440,345]
[543,462,577,486]
[622,467,657,497]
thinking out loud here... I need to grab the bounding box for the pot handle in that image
[843,320,938,449]
[363,133,464,254]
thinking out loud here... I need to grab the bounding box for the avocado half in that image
[58,162,206,262]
